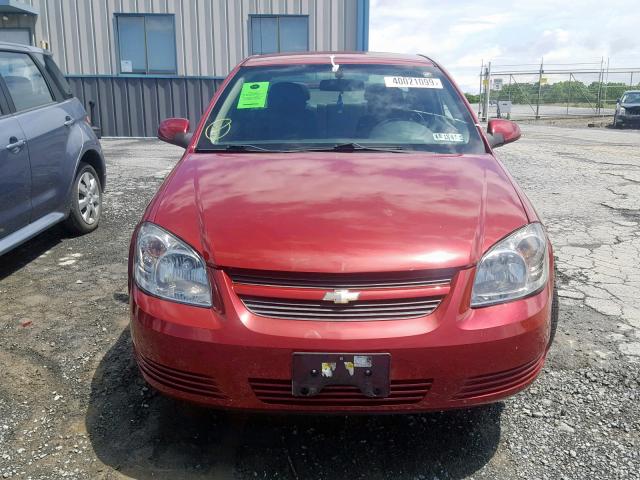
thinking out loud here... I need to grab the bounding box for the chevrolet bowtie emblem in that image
[322,289,360,304]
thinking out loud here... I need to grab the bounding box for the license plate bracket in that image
[292,352,390,398]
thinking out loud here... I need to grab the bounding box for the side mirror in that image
[158,118,192,148]
[487,119,521,148]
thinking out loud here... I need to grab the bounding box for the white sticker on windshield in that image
[433,132,464,142]
[384,76,443,89]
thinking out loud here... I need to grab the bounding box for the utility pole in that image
[567,73,571,115]
[596,57,604,115]
[478,59,484,118]
[602,57,610,116]
[482,61,491,121]
[535,58,543,119]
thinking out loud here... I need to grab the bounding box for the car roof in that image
[0,41,47,54]
[243,51,436,68]
[623,90,640,94]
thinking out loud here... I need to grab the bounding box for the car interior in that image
[221,79,466,143]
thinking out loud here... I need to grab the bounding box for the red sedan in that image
[129,52,557,413]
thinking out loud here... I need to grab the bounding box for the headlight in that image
[471,223,549,307]
[619,107,626,115]
[134,222,212,307]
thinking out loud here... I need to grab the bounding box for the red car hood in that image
[150,152,528,272]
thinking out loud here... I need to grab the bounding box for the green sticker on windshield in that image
[237,82,269,109]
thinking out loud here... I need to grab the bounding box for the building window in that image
[250,15,309,55]
[0,28,32,45]
[116,14,177,74]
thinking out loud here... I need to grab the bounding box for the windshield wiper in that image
[198,143,407,154]
[198,144,287,153]
[312,142,407,153]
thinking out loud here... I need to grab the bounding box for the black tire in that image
[548,284,559,349]
[613,115,622,129]
[64,162,102,235]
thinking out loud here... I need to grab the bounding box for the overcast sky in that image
[369,0,640,92]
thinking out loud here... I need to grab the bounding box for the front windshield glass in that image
[196,63,484,153]
[622,92,640,103]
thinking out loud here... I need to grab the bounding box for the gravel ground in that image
[0,126,639,479]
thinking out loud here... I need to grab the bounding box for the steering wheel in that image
[426,112,460,131]
[368,119,433,142]
[387,108,428,125]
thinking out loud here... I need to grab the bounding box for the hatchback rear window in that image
[196,63,484,154]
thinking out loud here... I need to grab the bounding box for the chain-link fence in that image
[475,61,640,120]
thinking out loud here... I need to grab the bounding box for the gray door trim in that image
[0,74,11,115]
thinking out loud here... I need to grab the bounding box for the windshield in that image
[622,92,640,103]
[196,63,484,153]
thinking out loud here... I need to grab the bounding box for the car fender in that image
[63,112,106,216]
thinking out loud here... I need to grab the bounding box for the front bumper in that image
[130,267,553,413]
[617,113,640,125]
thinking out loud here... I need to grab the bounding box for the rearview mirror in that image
[319,79,365,91]
[158,118,192,148]
[487,119,521,148]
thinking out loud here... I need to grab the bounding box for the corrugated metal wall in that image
[25,0,360,77]
[67,75,222,137]
[5,0,362,136]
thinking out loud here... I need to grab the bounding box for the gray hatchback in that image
[0,42,105,256]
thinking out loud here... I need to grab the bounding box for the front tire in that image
[64,163,102,235]
[548,285,559,349]
[613,115,622,129]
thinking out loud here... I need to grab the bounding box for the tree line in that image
[465,80,639,106]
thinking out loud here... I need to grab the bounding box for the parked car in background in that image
[0,42,105,256]
[129,52,557,413]
[613,90,640,128]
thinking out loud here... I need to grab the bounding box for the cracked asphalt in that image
[0,125,639,479]
[498,125,640,354]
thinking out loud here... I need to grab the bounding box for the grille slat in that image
[241,298,441,310]
[250,378,433,406]
[226,268,455,289]
[245,310,433,319]
[456,368,540,399]
[240,295,441,321]
[453,355,544,400]
[136,352,226,399]
[460,357,541,389]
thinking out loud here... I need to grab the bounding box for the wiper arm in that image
[199,144,286,153]
[197,143,407,154]
[329,142,407,153]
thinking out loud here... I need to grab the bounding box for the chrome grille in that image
[226,268,455,289]
[239,295,442,321]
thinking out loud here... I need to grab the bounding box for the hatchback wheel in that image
[64,162,102,234]
[613,115,622,129]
